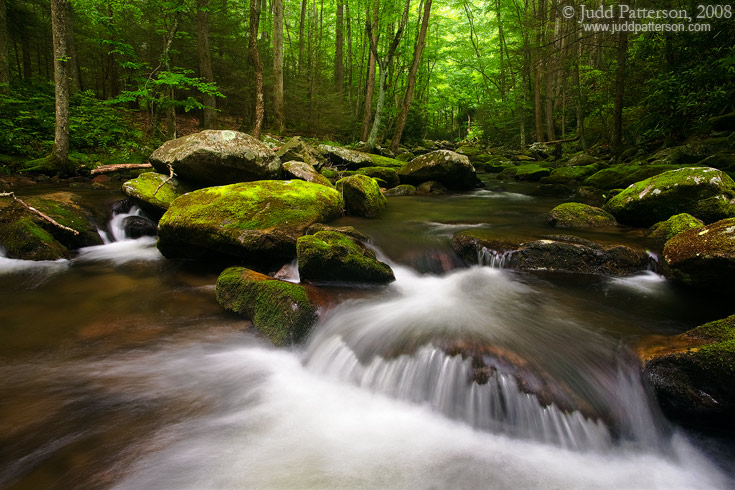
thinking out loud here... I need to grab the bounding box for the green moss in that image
[356,166,400,188]
[547,202,617,228]
[122,172,188,214]
[512,164,550,181]
[297,231,394,283]
[688,315,735,373]
[367,154,405,168]
[335,174,386,218]
[0,199,70,260]
[648,213,703,242]
[543,164,599,184]
[584,164,681,190]
[384,184,416,196]
[216,267,317,346]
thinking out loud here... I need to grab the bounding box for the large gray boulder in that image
[157,180,344,262]
[149,130,282,186]
[276,136,326,168]
[397,150,478,190]
[318,144,374,169]
[282,161,334,188]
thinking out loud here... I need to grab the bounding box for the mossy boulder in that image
[318,144,374,169]
[513,164,551,181]
[397,150,478,190]
[647,213,703,244]
[546,203,617,229]
[395,152,415,162]
[452,229,649,276]
[636,315,735,426]
[305,223,369,241]
[384,184,416,197]
[23,192,105,248]
[276,136,326,168]
[368,154,406,168]
[149,130,282,186]
[335,174,386,218]
[157,180,344,262]
[603,167,735,226]
[297,231,394,284]
[542,164,599,185]
[584,164,681,190]
[122,172,193,217]
[0,197,70,260]
[215,266,318,346]
[356,166,400,188]
[662,217,735,290]
[282,161,334,188]
[565,153,599,167]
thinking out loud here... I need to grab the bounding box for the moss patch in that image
[356,166,400,188]
[368,154,405,168]
[542,165,599,184]
[335,174,386,218]
[647,213,703,243]
[546,202,617,229]
[0,198,70,260]
[215,267,317,345]
[123,172,192,216]
[510,164,550,181]
[584,164,682,190]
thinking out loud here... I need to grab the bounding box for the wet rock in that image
[384,184,417,197]
[356,166,400,188]
[416,181,448,195]
[531,184,572,198]
[275,136,326,168]
[636,314,735,426]
[0,196,70,260]
[647,213,703,244]
[603,167,735,226]
[318,144,374,169]
[512,164,551,181]
[122,172,193,217]
[149,130,282,186]
[708,112,735,132]
[584,164,681,190]
[305,223,369,242]
[397,150,478,190]
[282,161,334,188]
[335,174,386,218]
[23,192,105,248]
[157,180,344,262]
[452,230,649,276]
[546,203,617,229]
[297,230,394,284]
[121,216,157,239]
[662,217,735,291]
[216,267,318,346]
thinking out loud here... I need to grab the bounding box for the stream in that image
[0,180,733,489]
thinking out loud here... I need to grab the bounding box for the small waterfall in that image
[478,246,512,268]
[306,338,612,451]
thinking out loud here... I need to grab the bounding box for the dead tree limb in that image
[90,163,153,175]
[152,163,175,197]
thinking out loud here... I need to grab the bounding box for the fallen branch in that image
[0,192,80,236]
[152,163,176,197]
[90,163,153,175]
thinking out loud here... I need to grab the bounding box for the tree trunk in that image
[0,0,9,93]
[21,29,32,79]
[361,0,379,142]
[272,0,284,132]
[298,0,307,75]
[197,0,217,129]
[533,0,544,142]
[611,28,628,154]
[335,2,344,96]
[574,27,586,149]
[50,0,71,173]
[390,0,431,153]
[543,1,555,141]
[64,1,79,93]
[249,0,264,139]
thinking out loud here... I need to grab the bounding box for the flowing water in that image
[0,180,733,489]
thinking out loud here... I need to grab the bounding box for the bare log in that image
[90,163,153,175]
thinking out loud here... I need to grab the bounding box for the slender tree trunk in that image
[533,0,544,142]
[197,0,217,129]
[249,0,264,138]
[21,30,32,79]
[298,0,307,75]
[611,28,628,154]
[335,2,344,96]
[50,0,71,173]
[0,0,9,93]
[272,0,284,132]
[390,0,431,153]
[361,0,378,142]
[64,1,79,93]
[574,27,586,149]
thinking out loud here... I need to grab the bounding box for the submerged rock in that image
[149,130,282,186]
[546,203,617,229]
[121,216,157,238]
[216,267,318,346]
[122,172,193,216]
[0,196,70,260]
[636,314,735,426]
[397,150,478,190]
[647,213,703,244]
[662,217,735,290]
[282,161,334,188]
[335,174,386,218]
[452,230,649,276]
[604,167,735,226]
[157,180,344,262]
[297,230,394,284]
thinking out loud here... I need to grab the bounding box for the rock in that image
[297,231,394,284]
[367,154,406,168]
[216,267,318,346]
[584,164,680,190]
[546,203,617,229]
[335,174,386,218]
[384,184,417,197]
[662,217,735,290]
[121,216,158,239]
[22,192,105,249]
[261,134,284,149]
[416,181,448,195]
[122,172,193,217]
[647,213,703,244]
[636,314,735,426]
[565,153,599,167]
[513,164,551,181]
[275,136,325,168]
[149,130,282,186]
[698,152,735,173]
[603,167,735,226]
[318,144,374,169]
[0,196,70,260]
[452,230,649,276]
[395,152,414,162]
[282,161,334,188]
[531,184,572,198]
[571,186,609,207]
[397,150,478,190]
[541,164,599,184]
[356,166,400,188]
[157,180,344,262]
[305,223,370,242]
